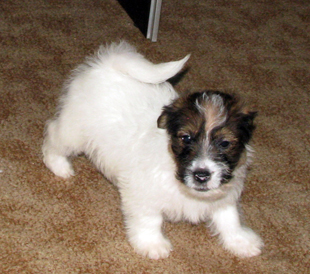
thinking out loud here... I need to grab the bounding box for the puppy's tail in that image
[97,41,190,84]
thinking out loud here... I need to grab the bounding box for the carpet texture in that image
[1,0,309,273]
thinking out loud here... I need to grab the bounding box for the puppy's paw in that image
[44,154,75,178]
[130,235,172,260]
[221,227,263,258]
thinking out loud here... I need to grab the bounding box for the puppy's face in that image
[158,91,256,193]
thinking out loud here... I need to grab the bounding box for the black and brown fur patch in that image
[158,90,257,184]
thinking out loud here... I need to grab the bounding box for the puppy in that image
[43,41,263,259]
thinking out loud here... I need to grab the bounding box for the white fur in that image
[43,41,263,259]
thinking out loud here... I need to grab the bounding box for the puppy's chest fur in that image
[160,188,211,223]
[158,167,243,224]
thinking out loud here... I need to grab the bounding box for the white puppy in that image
[43,41,263,259]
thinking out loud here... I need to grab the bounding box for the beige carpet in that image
[1,0,309,273]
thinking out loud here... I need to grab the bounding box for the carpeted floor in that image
[1,0,309,273]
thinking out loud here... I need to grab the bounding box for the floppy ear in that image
[157,98,184,131]
[237,111,257,144]
[157,110,168,129]
[157,104,179,129]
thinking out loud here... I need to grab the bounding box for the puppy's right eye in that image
[180,135,192,144]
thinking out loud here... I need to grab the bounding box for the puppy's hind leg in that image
[43,119,77,178]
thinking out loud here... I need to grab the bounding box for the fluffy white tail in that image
[96,41,190,84]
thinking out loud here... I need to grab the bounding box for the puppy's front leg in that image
[211,204,263,257]
[124,211,172,260]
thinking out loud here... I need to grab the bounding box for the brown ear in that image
[157,111,167,129]
[236,111,258,144]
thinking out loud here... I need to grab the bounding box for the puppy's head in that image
[158,91,256,194]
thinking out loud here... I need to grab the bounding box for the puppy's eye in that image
[218,140,230,149]
[180,135,192,144]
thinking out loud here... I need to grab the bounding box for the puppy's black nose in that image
[194,170,211,183]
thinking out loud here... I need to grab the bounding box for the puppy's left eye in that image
[181,135,192,144]
[218,140,230,149]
